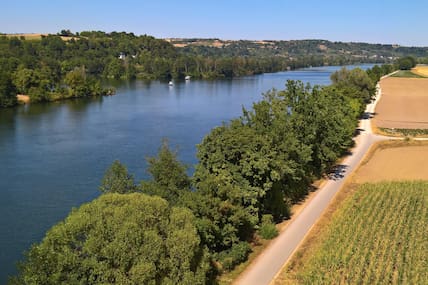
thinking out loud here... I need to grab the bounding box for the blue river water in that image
[0,64,373,282]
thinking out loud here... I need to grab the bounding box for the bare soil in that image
[354,144,428,183]
[16,94,30,104]
[375,77,428,129]
[5,33,77,41]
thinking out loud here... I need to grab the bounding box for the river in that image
[0,65,373,282]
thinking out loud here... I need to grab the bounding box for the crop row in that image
[290,181,427,284]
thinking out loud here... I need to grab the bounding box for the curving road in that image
[234,84,390,285]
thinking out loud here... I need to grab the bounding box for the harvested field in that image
[4,33,77,41]
[412,65,428,77]
[354,144,428,183]
[375,77,428,129]
[390,70,426,78]
[4,33,45,40]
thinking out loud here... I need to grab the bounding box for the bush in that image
[218,242,252,271]
[259,214,278,239]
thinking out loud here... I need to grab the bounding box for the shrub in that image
[259,214,278,239]
[218,242,252,271]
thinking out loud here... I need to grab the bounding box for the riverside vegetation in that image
[10,64,397,284]
[0,30,425,108]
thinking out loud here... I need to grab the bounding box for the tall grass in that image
[379,127,428,137]
[390,70,426,78]
[286,181,427,284]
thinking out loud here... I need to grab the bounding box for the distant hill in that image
[166,38,428,62]
[2,30,428,108]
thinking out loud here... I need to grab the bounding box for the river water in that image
[0,65,372,281]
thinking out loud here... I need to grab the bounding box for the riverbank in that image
[10,88,115,107]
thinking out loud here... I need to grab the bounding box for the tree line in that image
[10,65,396,284]
[1,30,420,108]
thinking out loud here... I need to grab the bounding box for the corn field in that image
[291,181,427,284]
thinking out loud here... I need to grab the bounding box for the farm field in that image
[273,141,428,284]
[3,33,76,41]
[354,144,428,183]
[374,77,428,129]
[412,65,428,77]
[276,181,427,284]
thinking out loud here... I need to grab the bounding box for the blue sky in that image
[2,0,427,46]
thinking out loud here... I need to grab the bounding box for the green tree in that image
[99,160,135,194]
[0,71,17,107]
[140,140,190,204]
[58,29,73,37]
[331,67,375,109]
[11,193,210,285]
[181,175,254,251]
[273,81,359,175]
[64,66,89,97]
[103,58,125,79]
[396,56,417,70]
[12,67,37,94]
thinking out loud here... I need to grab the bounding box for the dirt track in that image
[375,77,428,129]
[354,144,428,183]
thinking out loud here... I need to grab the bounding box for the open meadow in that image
[274,141,428,284]
[375,77,428,129]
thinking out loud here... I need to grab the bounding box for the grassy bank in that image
[390,70,426,78]
[378,127,428,137]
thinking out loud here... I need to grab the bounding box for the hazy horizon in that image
[2,32,425,48]
[2,0,428,47]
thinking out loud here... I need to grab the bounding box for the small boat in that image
[185,75,191,81]
[168,81,174,86]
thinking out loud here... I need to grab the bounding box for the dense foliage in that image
[396,56,417,70]
[1,30,425,108]
[13,63,394,282]
[11,193,211,285]
[285,182,428,284]
[0,35,114,106]
[174,38,428,61]
[99,160,136,194]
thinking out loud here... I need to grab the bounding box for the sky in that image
[1,0,427,46]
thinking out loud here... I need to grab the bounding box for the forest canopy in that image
[1,30,425,108]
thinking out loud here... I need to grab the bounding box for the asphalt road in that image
[234,84,389,285]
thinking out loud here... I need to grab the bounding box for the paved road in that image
[234,85,389,285]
